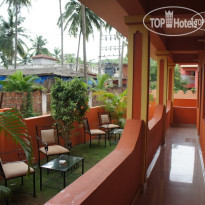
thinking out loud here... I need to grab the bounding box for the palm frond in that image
[0,108,33,164]
[0,185,11,201]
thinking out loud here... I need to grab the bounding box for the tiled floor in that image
[135,125,205,205]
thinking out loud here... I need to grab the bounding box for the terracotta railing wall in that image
[149,98,197,125]
[173,98,197,125]
[166,100,172,130]
[147,105,165,168]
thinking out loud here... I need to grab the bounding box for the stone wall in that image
[0,91,42,115]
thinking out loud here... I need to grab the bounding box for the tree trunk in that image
[81,4,87,83]
[59,0,64,67]
[119,40,124,88]
[76,30,81,71]
[98,21,102,75]
[14,2,18,69]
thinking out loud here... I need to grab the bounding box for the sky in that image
[0,0,126,62]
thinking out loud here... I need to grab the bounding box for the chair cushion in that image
[101,124,120,129]
[41,129,56,144]
[39,145,69,155]
[101,114,110,124]
[2,161,34,179]
[90,129,106,135]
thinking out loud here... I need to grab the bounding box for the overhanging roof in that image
[79,0,205,63]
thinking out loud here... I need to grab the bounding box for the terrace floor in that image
[136,125,205,205]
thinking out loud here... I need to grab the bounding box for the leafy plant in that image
[0,70,45,117]
[90,74,114,92]
[93,89,127,128]
[0,108,33,200]
[149,93,154,102]
[51,78,89,148]
[191,88,196,93]
[150,81,156,90]
[174,64,188,93]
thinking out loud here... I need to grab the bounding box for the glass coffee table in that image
[109,129,123,144]
[40,155,84,190]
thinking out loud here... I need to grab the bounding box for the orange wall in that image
[0,107,105,163]
[173,107,196,124]
[173,99,197,107]
[0,108,21,162]
[66,106,104,146]
[46,119,144,205]
[173,99,197,124]
[149,101,156,120]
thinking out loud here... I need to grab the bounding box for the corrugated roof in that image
[0,68,92,78]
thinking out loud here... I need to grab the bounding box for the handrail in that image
[147,104,165,169]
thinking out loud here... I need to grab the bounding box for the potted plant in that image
[51,78,89,149]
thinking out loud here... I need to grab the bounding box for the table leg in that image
[40,167,42,190]
[108,129,111,146]
[63,172,66,188]
[82,159,84,174]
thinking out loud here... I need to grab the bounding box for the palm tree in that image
[52,47,61,62]
[0,53,9,68]
[90,74,114,92]
[64,53,76,63]
[57,0,102,73]
[31,35,50,56]
[81,4,87,82]
[58,0,64,67]
[0,70,45,117]
[98,21,103,75]
[0,9,27,67]
[0,108,33,200]
[3,0,31,69]
[18,49,32,65]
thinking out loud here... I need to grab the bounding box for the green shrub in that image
[51,78,89,148]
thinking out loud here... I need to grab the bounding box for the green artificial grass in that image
[0,139,117,205]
